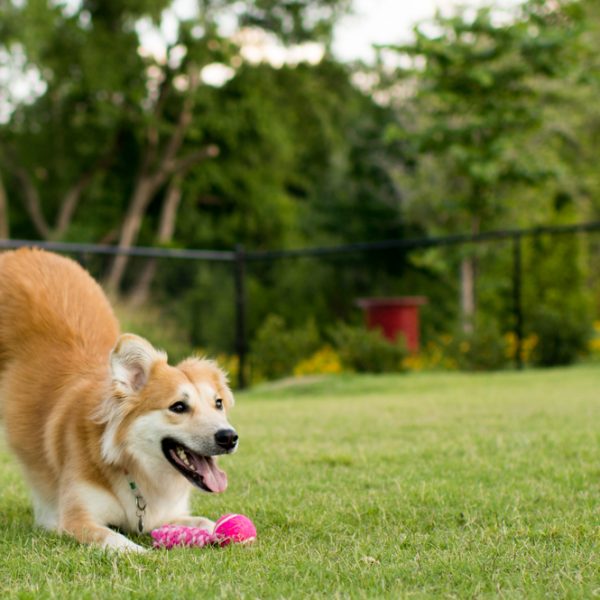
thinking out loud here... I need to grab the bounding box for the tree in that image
[0,0,351,289]
[382,0,583,330]
[129,58,405,351]
[0,0,151,241]
[0,171,8,239]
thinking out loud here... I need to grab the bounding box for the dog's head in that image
[97,334,236,493]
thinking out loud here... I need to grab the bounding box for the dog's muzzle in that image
[214,429,238,452]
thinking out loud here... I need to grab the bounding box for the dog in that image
[0,248,237,552]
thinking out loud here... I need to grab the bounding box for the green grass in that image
[1,366,599,598]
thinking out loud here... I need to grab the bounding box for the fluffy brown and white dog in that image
[0,248,238,552]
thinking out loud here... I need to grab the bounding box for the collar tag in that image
[126,474,147,533]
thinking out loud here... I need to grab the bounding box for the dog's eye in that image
[215,398,223,410]
[169,401,190,414]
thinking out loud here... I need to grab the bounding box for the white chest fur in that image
[78,475,192,534]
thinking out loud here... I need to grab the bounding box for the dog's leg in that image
[59,482,146,552]
[166,516,216,532]
[60,509,146,552]
[30,488,59,530]
[16,468,60,530]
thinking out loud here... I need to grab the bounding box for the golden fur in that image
[0,248,236,551]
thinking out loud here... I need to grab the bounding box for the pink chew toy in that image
[151,525,213,550]
[151,514,257,549]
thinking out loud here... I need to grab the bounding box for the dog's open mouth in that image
[161,438,228,493]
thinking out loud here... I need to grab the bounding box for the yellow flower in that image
[403,354,424,371]
[503,333,538,363]
[294,346,343,377]
[589,338,600,354]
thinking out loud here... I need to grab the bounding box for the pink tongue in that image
[194,456,228,493]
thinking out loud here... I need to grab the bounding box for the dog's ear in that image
[110,333,166,392]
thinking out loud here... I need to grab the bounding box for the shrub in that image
[212,352,239,387]
[521,222,592,367]
[250,315,321,380]
[293,346,343,377]
[529,307,590,367]
[504,332,538,365]
[328,323,407,373]
[418,335,459,371]
[450,321,510,371]
[113,300,192,363]
[589,321,600,358]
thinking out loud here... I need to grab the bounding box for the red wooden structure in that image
[357,297,427,353]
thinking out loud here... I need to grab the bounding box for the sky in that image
[333,0,525,62]
[145,0,527,66]
[0,0,527,122]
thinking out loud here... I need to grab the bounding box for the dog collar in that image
[125,473,147,533]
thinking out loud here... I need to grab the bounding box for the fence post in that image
[234,244,247,389]
[512,234,524,370]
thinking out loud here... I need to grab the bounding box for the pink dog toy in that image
[151,514,257,549]
[213,513,257,546]
[151,525,213,550]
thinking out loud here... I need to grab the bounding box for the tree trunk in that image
[13,166,50,238]
[52,150,115,240]
[460,217,480,333]
[53,183,88,240]
[0,173,10,240]
[105,176,158,291]
[460,256,476,334]
[2,141,115,241]
[0,171,9,239]
[105,147,216,292]
[128,176,183,306]
[103,67,214,293]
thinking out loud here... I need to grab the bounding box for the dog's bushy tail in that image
[0,248,120,383]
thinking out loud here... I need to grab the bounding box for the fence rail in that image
[243,221,600,260]
[3,220,600,388]
[0,238,236,262]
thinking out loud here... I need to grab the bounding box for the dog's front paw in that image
[168,516,216,533]
[102,532,147,553]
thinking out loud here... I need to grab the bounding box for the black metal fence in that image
[2,220,600,388]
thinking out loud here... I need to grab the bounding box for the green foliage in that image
[451,321,511,372]
[374,0,600,353]
[530,306,590,367]
[522,214,592,367]
[250,314,321,380]
[328,323,407,373]
[384,1,584,235]
[175,59,401,251]
[2,0,600,372]
[112,298,192,364]
[148,259,236,354]
[239,0,352,43]
[0,0,352,246]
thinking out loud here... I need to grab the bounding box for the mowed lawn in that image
[0,367,598,599]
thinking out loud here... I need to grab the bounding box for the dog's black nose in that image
[215,429,238,451]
